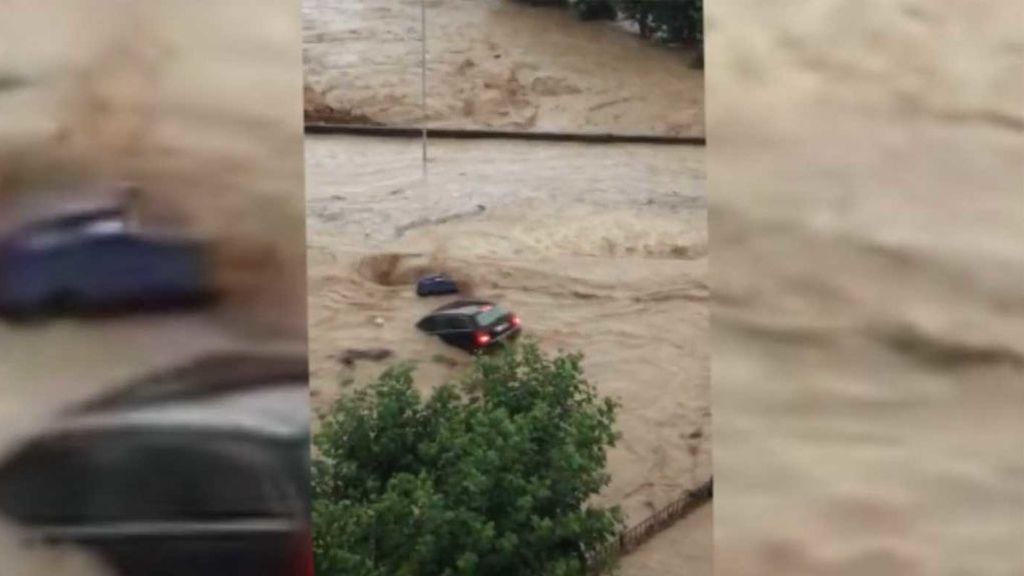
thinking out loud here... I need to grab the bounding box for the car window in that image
[418,316,438,332]
[20,228,70,251]
[81,217,126,236]
[280,438,311,512]
[440,316,472,330]
[475,306,508,327]
[86,434,292,522]
[0,436,96,524]
[0,432,294,526]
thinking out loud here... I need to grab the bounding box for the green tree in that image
[312,341,622,576]
[528,0,703,45]
[613,0,703,43]
[567,0,617,21]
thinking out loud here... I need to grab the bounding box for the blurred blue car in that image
[0,203,214,319]
[415,274,459,297]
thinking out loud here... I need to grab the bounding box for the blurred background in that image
[708,1,1023,575]
[0,1,309,574]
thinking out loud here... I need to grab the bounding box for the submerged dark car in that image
[0,352,312,576]
[415,274,459,297]
[0,204,213,319]
[416,299,522,353]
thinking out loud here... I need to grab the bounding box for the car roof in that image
[71,352,309,413]
[50,385,310,440]
[429,299,498,316]
[48,352,310,440]
[29,206,125,229]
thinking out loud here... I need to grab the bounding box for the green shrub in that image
[312,341,622,576]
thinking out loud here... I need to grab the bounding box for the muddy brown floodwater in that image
[305,135,710,536]
[0,2,306,574]
[303,0,709,571]
[709,1,1024,575]
[303,0,704,136]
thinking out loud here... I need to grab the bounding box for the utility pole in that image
[420,0,427,180]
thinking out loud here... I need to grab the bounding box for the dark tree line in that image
[565,0,703,44]
[521,0,703,67]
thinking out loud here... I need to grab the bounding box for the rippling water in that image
[305,136,710,536]
[709,1,1024,575]
[303,0,704,135]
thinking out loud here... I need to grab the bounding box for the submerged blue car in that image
[415,274,459,297]
[0,204,214,319]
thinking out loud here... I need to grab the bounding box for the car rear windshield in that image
[474,305,509,327]
[0,432,300,524]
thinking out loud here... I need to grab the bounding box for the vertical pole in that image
[420,0,427,180]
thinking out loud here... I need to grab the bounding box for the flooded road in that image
[305,135,710,526]
[303,0,710,566]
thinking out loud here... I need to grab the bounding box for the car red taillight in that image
[292,526,314,576]
[475,331,492,346]
[510,314,520,327]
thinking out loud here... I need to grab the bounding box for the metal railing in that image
[303,118,706,146]
[588,477,713,574]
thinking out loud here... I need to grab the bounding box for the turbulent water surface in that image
[709,1,1024,575]
[302,0,710,572]
[303,0,704,135]
[306,136,710,537]
[0,2,306,573]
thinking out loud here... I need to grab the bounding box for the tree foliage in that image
[312,341,622,576]
[615,0,703,43]
[565,0,703,44]
[567,0,618,21]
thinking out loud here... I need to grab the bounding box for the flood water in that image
[305,136,711,532]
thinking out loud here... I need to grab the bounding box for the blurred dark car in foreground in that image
[0,352,312,576]
[0,202,214,320]
[416,299,522,353]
